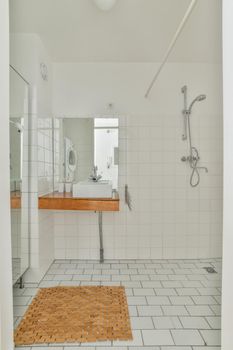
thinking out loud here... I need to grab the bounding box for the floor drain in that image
[203,267,217,274]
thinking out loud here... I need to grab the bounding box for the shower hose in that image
[189,147,208,187]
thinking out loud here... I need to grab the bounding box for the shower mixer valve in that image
[181,155,199,162]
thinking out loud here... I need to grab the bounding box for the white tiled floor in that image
[13,258,221,350]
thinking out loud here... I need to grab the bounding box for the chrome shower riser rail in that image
[181,85,208,187]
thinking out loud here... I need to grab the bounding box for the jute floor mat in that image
[14,286,132,345]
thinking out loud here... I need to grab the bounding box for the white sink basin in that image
[72,180,113,198]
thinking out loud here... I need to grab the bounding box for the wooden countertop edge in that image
[11,197,21,209]
[38,192,120,211]
[11,191,21,209]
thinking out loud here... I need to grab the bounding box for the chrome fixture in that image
[144,0,198,98]
[40,62,48,81]
[181,85,208,187]
[89,166,102,182]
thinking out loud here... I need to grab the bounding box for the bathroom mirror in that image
[53,117,119,190]
[10,67,30,284]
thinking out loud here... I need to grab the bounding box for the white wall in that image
[0,0,14,348]
[221,0,233,348]
[10,33,52,118]
[53,62,223,260]
[53,62,222,116]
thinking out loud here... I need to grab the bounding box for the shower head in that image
[196,94,206,102]
[187,94,206,113]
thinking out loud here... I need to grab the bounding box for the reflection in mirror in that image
[94,118,119,189]
[54,117,119,191]
[10,67,30,284]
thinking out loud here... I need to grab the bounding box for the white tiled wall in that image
[37,118,53,196]
[26,114,55,282]
[38,210,54,270]
[54,112,223,260]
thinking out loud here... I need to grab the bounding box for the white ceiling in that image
[10,0,222,63]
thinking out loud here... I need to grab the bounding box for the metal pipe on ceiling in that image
[144,0,198,99]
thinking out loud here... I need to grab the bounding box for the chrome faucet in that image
[89,166,102,182]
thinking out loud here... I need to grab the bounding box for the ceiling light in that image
[93,0,117,11]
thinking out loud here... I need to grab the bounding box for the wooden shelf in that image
[38,192,120,212]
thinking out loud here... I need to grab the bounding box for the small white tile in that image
[22,288,38,296]
[171,329,204,345]
[169,296,194,305]
[98,347,127,350]
[13,296,31,306]
[161,347,192,350]
[80,341,111,346]
[205,316,221,329]
[142,330,174,345]
[186,305,214,316]
[123,282,142,288]
[200,330,221,345]
[210,304,221,315]
[162,281,182,288]
[141,282,162,288]
[192,296,217,305]
[179,316,210,329]
[64,347,89,350]
[73,275,92,281]
[162,306,188,316]
[13,306,28,317]
[59,281,80,286]
[112,275,130,281]
[154,288,177,296]
[176,288,200,296]
[131,317,154,329]
[131,275,150,281]
[127,297,147,305]
[152,316,182,329]
[128,305,138,316]
[146,296,170,305]
[53,274,72,281]
[113,330,143,346]
[182,281,203,288]
[133,288,155,296]
[197,287,220,295]
[13,288,25,296]
[33,348,61,350]
[65,269,84,275]
[192,348,220,350]
[137,306,163,316]
[39,281,60,288]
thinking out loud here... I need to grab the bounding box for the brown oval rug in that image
[14,286,132,345]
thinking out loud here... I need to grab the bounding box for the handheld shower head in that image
[188,94,206,113]
[196,94,206,102]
